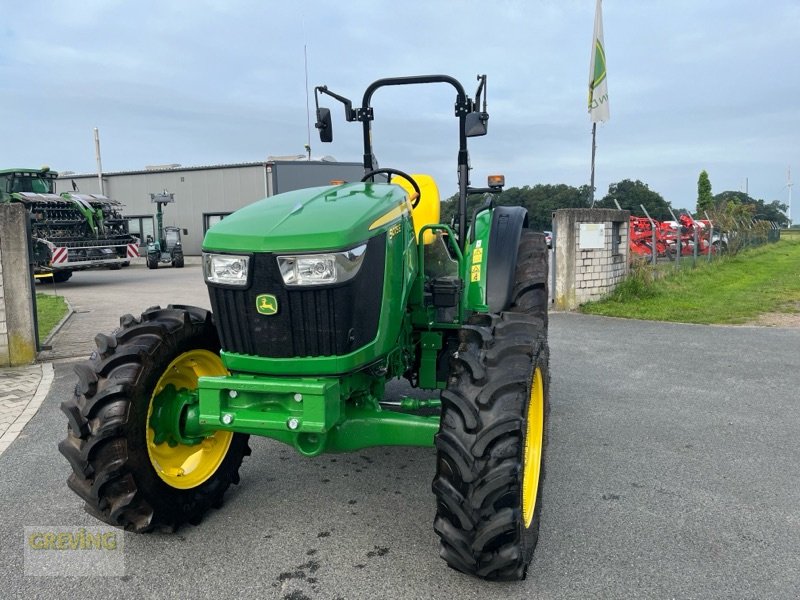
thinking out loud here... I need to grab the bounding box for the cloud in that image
[1,0,797,217]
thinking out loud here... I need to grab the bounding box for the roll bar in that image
[314,74,489,252]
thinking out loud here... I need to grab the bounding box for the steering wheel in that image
[361,168,422,209]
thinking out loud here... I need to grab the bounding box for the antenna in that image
[304,44,312,159]
[302,14,311,160]
[788,166,793,225]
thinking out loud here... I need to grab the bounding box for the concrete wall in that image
[553,208,630,311]
[0,204,37,366]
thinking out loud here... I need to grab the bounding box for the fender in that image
[485,206,528,312]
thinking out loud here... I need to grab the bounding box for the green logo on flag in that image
[591,41,607,89]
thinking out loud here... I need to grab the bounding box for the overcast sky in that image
[2,0,798,216]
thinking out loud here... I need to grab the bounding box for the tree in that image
[595,179,673,220]
[705,192,758,254]
[712,190,752,205]
[697,170,713,215]
[501,184,592,230]
[712,191,789,226]
[439,183,591,231]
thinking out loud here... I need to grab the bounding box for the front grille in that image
[208,234,385,358]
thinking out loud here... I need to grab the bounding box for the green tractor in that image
[59,74,550,580]
[146,225,185,269]
[146,190,185,269]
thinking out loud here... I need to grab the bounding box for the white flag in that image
[588,0,610,123]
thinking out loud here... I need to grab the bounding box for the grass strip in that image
[580,238,800,324]
[36,293,69,340]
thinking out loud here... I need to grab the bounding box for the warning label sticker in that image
[470,264,481,282]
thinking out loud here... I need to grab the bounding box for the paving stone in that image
[0,363,52,458]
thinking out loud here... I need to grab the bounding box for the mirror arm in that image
[474,74,489,124]
[315,85,357,121]
[474,74,486,112]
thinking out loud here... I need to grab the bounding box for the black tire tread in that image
[433,230,550,581]
[509,230,548,329]
[59,304,250,533]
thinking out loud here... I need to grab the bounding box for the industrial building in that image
[56,159,364,255]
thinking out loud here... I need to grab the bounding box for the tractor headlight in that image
[277,243,367,286]
[203,253,250,286]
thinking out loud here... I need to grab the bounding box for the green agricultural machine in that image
[1,167,139,282]
[60,74,550,580]
[146,225,184,269]
[146,190,185,269]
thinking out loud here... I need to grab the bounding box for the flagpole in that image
[590,122,597,207]
[588,0,608,208]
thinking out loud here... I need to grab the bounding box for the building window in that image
[203,212,232,234]
[126,215,155,245]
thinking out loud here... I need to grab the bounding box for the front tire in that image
[434,314,549,580]
[58,305,250,532]
[433,231,550,581]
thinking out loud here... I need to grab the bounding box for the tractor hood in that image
[202,182,410,253]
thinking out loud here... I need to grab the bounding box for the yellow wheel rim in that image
[146,349,233,490]
[522,366,544,528]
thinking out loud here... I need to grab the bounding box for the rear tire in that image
[45,270,73,284]
[172,256,184,268]
[433,229,550,580]
[146,256,158,270]
[58,305,250,532]
[509,230,548,331]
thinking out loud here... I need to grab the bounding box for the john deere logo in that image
[256,294,278,315]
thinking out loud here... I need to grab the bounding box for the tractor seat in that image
[391,174,441,244]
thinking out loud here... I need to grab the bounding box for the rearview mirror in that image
[316,107,333,143]
[465,112,488,137]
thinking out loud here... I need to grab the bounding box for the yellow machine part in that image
[391,174,441,245]
[146,350,233,489]
[522,366,544,527]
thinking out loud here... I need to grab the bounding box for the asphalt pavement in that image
[2,266,799,598]
[36,261,210,361]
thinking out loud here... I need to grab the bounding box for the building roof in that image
[58,158,352,179]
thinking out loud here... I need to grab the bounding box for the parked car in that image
[544,230,553,248]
